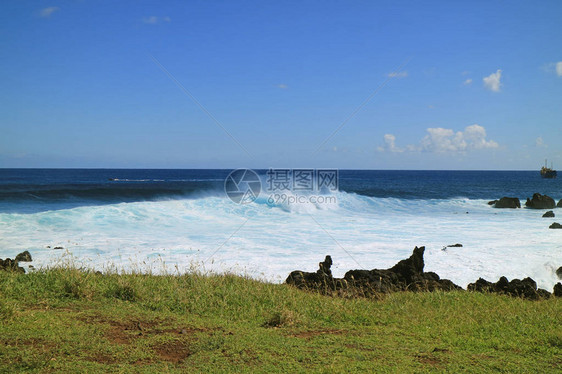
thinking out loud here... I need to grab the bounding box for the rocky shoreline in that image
[286,246,562,300]
[488,192,562,210]
[0,251,32,273]
[3,247,561,300]
[489,192,562,229]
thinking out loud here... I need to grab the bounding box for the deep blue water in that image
[0,169,560,213]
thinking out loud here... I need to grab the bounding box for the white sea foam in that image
[0,192,561,290]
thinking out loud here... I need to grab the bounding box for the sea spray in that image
[1,191,561,290]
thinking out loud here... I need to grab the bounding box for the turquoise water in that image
[0,169,560,289]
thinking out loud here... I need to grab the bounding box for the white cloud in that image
[143,16,158,24]
[40,7,59,18]
[143,16,171,24]
[277,84,288,89]
[461,124,499,150]
[387,71,408,78]
[420,128,460,152]
[377,134,403,153]
[483,69,502,92]
[378,124,499,154]
[421,124,499,152]
[463,78,472,85]
[541,61,562,77]
[535,137,547,148]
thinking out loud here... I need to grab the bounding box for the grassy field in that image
[0,268,561,373]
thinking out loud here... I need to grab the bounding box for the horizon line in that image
[0,167,544,172]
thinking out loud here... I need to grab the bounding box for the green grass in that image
[0,268,560,373]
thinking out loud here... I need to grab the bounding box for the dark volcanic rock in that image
[537,288,552,299]
[287,246,462,295]
[466,278,494,292]
[554,283,562,297]
[493,197,521,209]
[286,248,557,300]
[0,251,32,273]
[0,258,25,273]
[542,211,555,218]
[525,193,555,209]
[556,267,562,280]
[286,256,339,290]
[15,251,32,262]
[387,246,425,281]
[441,243,463,251]
[549,222,562,229]
[558,199,562,208]
[467,276,550,300]
[488,200,497,205]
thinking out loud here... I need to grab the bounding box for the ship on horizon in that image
[540,159,557,178]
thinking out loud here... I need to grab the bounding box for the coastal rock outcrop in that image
[556,267,562,280]
[0,251,33,273]
[442,243,463,251]
[491,197,521,209]
[344,246,462,292]
[286,256,339,290]
[549,222,562,229]
[467,276,551,300]
[558,199,562,208]
[15,251,32,262]
[543,211,555,218]
[286,246,461,294]
[286,247,558,299]
[0,258,25,273]
[554,283,562,297]
[525,193,555,209]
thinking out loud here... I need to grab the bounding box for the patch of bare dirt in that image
[104,323,132,345]
[416,353,441,366]
[75,312,218,366]
[0,337,57,351]
[153,339,192,363]
[77,314,170,345]
[87,352,117,364]
[416,348,451,367]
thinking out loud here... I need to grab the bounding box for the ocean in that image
[0,169,561,290]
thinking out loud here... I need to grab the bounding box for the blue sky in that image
[1,1,561,169]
